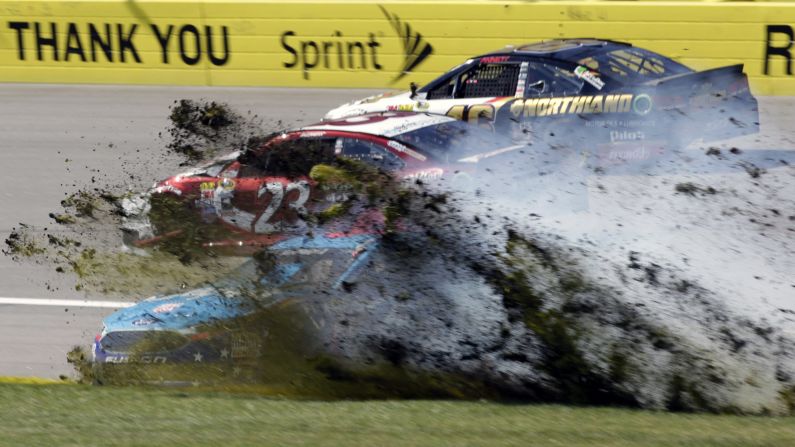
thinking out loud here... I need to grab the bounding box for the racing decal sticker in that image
[509,94,639,117]
[213,180,311,233]
[632,94,654,115]
[515,62,529,97]
[574,65,605,90]
[132,317,157,326]
[386,104,415,112]
[480,56,510,64]
[300,130,327,138]
[401,168,444,182]
[153,302,183,314]
[387,140,426,160]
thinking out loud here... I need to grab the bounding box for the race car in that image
[325,38,759,149]
[94,233,378,367]
[121,111,524,249]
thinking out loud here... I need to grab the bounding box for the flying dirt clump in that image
[166,99,270,164]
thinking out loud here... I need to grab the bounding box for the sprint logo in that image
[279,6,434,81]
[379,5,434,83]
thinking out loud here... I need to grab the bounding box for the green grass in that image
[1,384,793,447]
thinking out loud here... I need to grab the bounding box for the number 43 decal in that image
[215,181,310,233]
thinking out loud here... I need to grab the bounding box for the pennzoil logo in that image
[280,6,433,81]
[378,5,434,83]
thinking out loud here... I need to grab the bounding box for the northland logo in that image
[280,6,433,81]
[378,5,434,83]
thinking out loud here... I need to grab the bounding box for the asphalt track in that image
[0,85,792,379]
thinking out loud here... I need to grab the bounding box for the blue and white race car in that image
[93,234,378,365]
[327,38,759,148]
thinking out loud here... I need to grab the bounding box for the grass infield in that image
[1,382,793,447]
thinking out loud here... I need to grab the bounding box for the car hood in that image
[101,287,253,334]
[324,91,411,120]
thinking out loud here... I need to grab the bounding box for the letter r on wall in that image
[764,25,793,75]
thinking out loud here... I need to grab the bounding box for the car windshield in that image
[576,47,691,83]
[391,120,518,163]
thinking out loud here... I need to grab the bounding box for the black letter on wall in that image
[65,23,86,62]
[281,31,297,68]
[179,25,201,65]
[118,24,141,63]
[206,25,230,66]
[764,25,793,75]
[8,21,29,61]
[151,24,174,63]
[89,23,113,62]
[35,22,58,61]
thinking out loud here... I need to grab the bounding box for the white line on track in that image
[0,297,133,308]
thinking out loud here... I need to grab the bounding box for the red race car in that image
[121,112,524,250]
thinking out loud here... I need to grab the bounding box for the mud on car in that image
[326,38,759,151]
[94,234,379,368]
[121,112,525,249]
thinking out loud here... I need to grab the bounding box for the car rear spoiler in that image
[642,64,746,87]
[643,64,758,143]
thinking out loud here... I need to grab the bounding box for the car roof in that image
[480,38,633,63]
[302,112,457,138]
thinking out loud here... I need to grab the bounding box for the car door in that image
[215,137,331,234]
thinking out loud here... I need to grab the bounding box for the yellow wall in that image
[1,1,795,94]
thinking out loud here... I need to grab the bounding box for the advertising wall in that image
[1,0,795,94]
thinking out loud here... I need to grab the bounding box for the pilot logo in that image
[378,5,434,83]
[280,5,433,82]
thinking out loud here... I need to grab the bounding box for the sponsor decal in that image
[280,6,433,82]
[153,302,182,314]
[6,21,230,66]
[609,130,646,143]
[509,94,638,117]
[387,140,426,160]
[386,104,415,112]
[585,119,657,129]
[153,184,182,195]
[103,354,167,364]
[300,130,327,138]
[574,65,605,90]
[132,317,157,326]
[402,168,444,182]
[480,55,510,64]
[218,178,235,191]
[632,94,653,115]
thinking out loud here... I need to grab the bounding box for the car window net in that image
[459,63,520,98]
